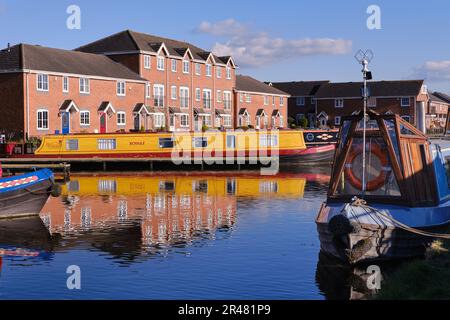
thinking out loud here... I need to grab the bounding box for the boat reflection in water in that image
[35,172,320,262]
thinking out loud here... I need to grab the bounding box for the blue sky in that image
[1,0,450,91]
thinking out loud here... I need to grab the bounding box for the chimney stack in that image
[7,43,10,52]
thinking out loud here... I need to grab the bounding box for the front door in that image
[134,114,140,131]
[100,112,107,134]
[169,114,175,132]
[61,112,70,135]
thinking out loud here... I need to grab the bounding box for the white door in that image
[169,114,175,132]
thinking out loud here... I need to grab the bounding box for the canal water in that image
[0,165,364,300]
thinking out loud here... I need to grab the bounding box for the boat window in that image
[226,179,236,195]
[335,136,401,197]
[226,135,236,149]
[98,180,117,193]
[67,180,80,192]
[193,137,208,148]
[337,120,352,152]
[383,119,402,170]
[400,124,415,136]
[260,134,279,147]
[193,180,208,193]
[159,181,175,192]
[159,138,174,148]
[97,139,116,150]
[259,181,278,193]
[66,139,79,151]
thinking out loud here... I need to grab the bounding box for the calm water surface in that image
[0,166,354,300]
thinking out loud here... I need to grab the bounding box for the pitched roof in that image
[236,75,289,96]
[76,30,234,65]
[432,91,450,104]
[267,81,329,97]
[0,43,145,81]
[315,80,424,99]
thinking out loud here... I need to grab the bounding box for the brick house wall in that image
[234,90,288,129]
[427,100,449,129]
[287,96,317,127]
[0,73,25,138]
[316,96,424,129]
[24,72,146,137]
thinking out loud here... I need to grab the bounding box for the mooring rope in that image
[350,198,450,239]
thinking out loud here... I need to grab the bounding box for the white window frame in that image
[171,59,177,72]
[311,98,316,105]
[146,83,151,98]
[37,74,49,92]
[180,87,189,109]
[157,56,165,71]
[154,113,165,128]
[206,64,212,77]
[264,96,269,106]
[195,88,201,101]
[171,85,177,100]
[335,99,344,108]
[280,97,284,106]
[203,89,212,109]
[216,67,222,78]
[217,90,222,103]
[296,97,305,106]
[245,93,251,103]
[182,60,189,74]
[401,97,411,107]
[195,63,201,75]
[37,109,49,130]
[180,114,189,127]
[223,115,232,127]
[144,55,151,69]
[116,81,126,96]
[226,67,231,79]
[80,111,90,126]
[117,112,126,126]
[224,91,232,110]
[79,78,90,94]
[63,76,69,93]
[279,116,284,128]
[334,116,341,126]
[154,84,165,107]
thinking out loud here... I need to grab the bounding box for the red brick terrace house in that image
[76,30,237,132]
[314,80,428,129]
[0,43,147,139]
[426,92,450,131]
[234,75,289,129]
[267,81,329,127]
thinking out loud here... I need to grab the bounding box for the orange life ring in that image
[344,143,390,192]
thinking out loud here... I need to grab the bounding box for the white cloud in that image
[195,19,352,68]
[195,19,248,37]
[416,60,450,81]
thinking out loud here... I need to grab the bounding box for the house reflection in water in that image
[40,173,310,254]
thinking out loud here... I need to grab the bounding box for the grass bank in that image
[376,233,450,300]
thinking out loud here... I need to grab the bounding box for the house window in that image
[37,74,49,91]
[157,56,165,71]
[146,83,151,98]
[280,97,284,106]
[264,96,269,105]
[368,97,377,108]
[296,97,305,106]
[204,115,212,126]
[116,81,126,96]
[79,78,90,94]
[401,115,411,123]
[195,88,201,101]
[144,55,151,69]
[171,86,177,100]
[224,91,232,110]
[223,115,232,127]
[272,96,276,105]
[63,76,69,93]
[37,109,49,130]
[171,59,177,72]
[180,87,189,108]
[311,98,316,105]
[279,116,284,128]
[195,63,201,75]
[154,114,165,128]
[239,93,244,103]
[117,112,126,126]
[335,99,344,108]
[180,114,189,127]
[203,90,212,109]
[216,67,222,78]
[215,116,221,128]
[154,85,164,107]
[80,111,90,125]
[217,90,222,103]
[401,97,411,107]
[183,60,189,74]
[334,116,341,126]
[206,64,212,77]
[226,67,231,79]
[245,93,251,103]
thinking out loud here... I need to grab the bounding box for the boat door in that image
[169,114,175,132]
[61,112,70,135]
[100,112,107,134]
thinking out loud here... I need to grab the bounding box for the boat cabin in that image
[328,110,450,207]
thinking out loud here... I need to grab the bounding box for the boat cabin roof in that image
[328,110,443,207]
